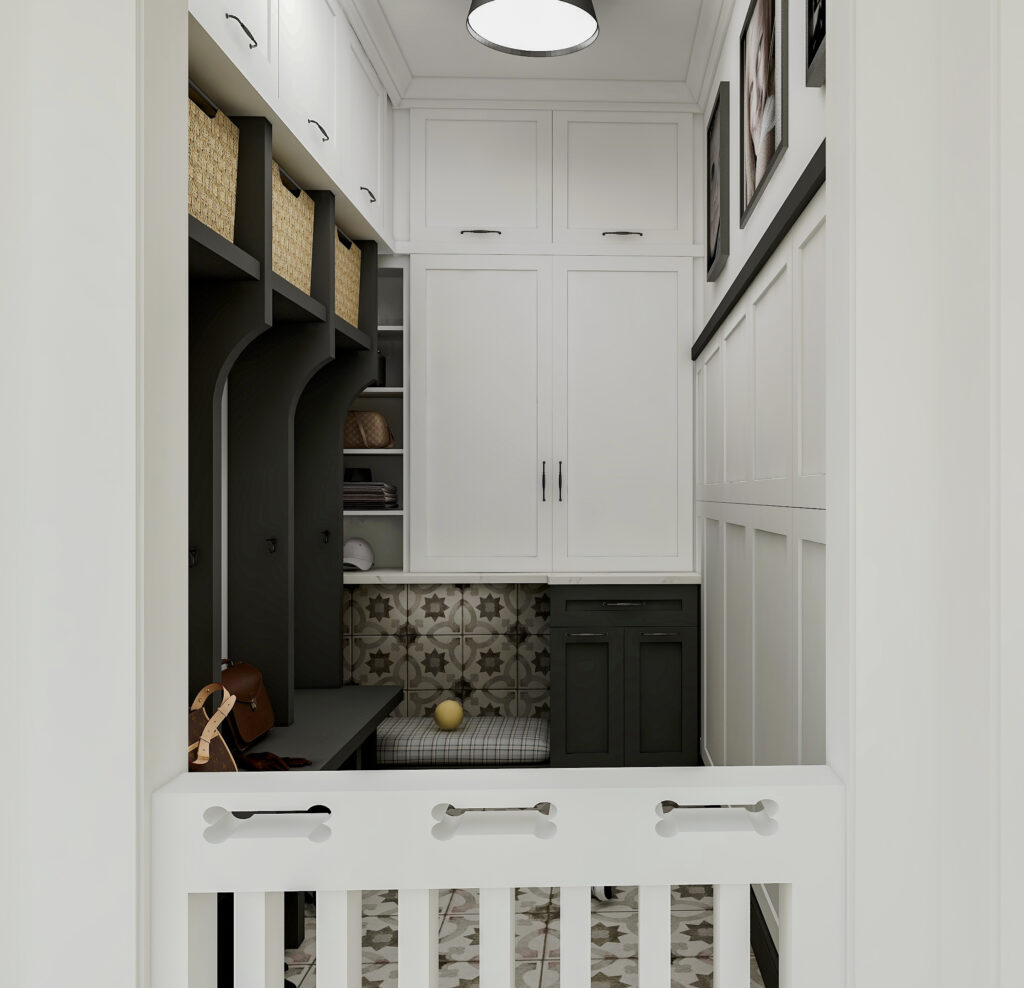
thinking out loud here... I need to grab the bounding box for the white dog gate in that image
[152,765,844,987]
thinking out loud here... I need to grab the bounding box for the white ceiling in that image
[375,0,723,87]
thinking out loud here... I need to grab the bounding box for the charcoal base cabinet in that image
[550,587,701,767]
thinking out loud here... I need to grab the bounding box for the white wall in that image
[1,3,187,987]
[701,0,826,324]
[695,190,825,941]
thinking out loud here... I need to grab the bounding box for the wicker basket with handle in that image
[271,161,315,294]
[187,98,239,242]
[335,232,362,324]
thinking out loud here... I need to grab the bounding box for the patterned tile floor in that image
[285,887,767,987]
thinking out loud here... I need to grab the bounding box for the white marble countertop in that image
[343,570,701,586]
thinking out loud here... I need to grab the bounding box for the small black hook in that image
[266,538,278,554]
[189,547,199,568]
[321,529,331,544]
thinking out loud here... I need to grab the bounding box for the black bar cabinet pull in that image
[558,461,563,501]
[542,461,547,502]
[601,230,644,237]
[225,13,257,48]
[308,118,330,142]
[602,601,647,608]
[460,229,502,235]
[360,186,377,203]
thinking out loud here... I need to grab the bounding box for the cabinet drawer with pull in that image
[550,585,699,628]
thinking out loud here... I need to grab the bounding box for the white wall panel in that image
[752,514,796,766]
[724,313,753,486]
[704,343,725,487]
[703,515,726,766]
[794,214,827,507]
[796,510,827,765]
[752,263,794,495]
[724,520,753,766]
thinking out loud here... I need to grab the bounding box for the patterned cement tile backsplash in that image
[342,584,551,718]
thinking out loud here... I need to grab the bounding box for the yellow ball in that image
[434,699,464,731]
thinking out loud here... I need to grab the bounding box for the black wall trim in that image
[691,139,826,361]
[750,888,780,988]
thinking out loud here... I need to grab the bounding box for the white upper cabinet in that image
[411,256,553,572]
[336,13,386,229]
[410,109,553,246]
[552,257,693,571]
[279,0,338,168]
[553,111,694,248]
[190,0,279,98]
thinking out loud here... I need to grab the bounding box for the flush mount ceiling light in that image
[467,0,599,57]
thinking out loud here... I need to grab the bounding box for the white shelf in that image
[343,509,405,517]
[343,448,404,455]
[361,387,404,395]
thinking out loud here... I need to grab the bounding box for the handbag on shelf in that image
[220,661,275,750]
[187,684,238,772]
[344,410,396,449]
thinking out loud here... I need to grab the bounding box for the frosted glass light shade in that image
[467,0,599,57]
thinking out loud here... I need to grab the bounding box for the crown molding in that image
[399,75,697,107]
[340,0,413,103]
[695,0,737,111]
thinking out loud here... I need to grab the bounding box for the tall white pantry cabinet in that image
[410,255,693,573]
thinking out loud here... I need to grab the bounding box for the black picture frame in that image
[706,81,730,282]
[806,0,825,87]
[739,0,788,228]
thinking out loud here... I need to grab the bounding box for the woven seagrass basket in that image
[334,232,362,324]
[187,98,239,242]
[271,161,315,294]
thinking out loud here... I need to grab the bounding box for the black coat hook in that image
[321,530,331,544]
[265,537,278,554]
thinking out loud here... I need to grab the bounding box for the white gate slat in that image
[779,880,843,988]
[638,885,672,987]
[559,886,591,988]
[315,890,362,988]
[187,894,217,988]
[713,884,750,988]
[233,891,284,988]
[479,887,516,988]
[398,888,439,988]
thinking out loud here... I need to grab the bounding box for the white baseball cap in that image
[342,537,375,571]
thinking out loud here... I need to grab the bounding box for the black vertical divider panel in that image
[293,241,378,686]
[226,190,336,725]
[188,118,272,701]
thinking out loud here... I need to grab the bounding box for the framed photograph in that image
[806,0,825,87]
[739,0,788,227]
[706,81,729,282]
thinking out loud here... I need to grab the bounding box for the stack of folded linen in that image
[343,482,399,510]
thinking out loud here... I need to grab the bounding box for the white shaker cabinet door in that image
[552,257,694,571]
[410,110,552,246]
[190,0,279,99]
[411,256,553,572]
[279,0,338,167]
[553,111,694,249]
[336,13,385,228]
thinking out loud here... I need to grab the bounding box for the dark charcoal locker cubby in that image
[550,586,701,768]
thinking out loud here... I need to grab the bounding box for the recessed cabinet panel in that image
[625,629,701,766]
[279,0,338,166]
[411,110,553,245]
[553,257,693,571]
[411,256,553,571]
[551,630,624,766]
[337,13,384,226]
[191,0,279,98]
[554,112,693,248]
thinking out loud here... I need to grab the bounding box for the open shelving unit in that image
[342,255,410,574]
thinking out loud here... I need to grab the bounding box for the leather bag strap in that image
[356,414,370,449]
[191,690,237,765]
[191,682,228,711]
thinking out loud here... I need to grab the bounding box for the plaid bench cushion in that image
[377,716,550,766]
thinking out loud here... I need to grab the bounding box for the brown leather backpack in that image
[187,684,238,772]
[220,661,275,749]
